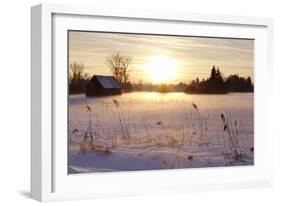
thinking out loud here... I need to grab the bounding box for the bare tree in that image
[69,62,89,83]
[106,52,132,86]
[69,62,90,93]
[120,55,131,86]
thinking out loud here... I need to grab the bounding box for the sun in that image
[144,57,178,84]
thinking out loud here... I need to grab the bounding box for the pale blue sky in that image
[69,31,254,84]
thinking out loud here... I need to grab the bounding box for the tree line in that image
[185,66,254,94]
[69,53,254,94]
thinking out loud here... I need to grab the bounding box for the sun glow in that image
[144,57,178,84]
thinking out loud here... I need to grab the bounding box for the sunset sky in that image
[69,31,254,84]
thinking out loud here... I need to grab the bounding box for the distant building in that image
[86,75,121,96]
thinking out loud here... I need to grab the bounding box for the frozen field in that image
[68,92,254,174]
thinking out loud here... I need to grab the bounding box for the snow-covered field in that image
[68,92,254,174]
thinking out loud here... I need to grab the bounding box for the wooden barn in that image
[86,75,121,96]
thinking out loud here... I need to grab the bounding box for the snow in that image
[68,92,254,174]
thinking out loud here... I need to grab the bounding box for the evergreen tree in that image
[185,65,254,94]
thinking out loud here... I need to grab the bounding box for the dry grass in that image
[70,97,252,168]
[220,113,245,164]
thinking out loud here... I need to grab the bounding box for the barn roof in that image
[93,75,121,89]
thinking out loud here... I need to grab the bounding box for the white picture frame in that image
[31,3,274,202]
